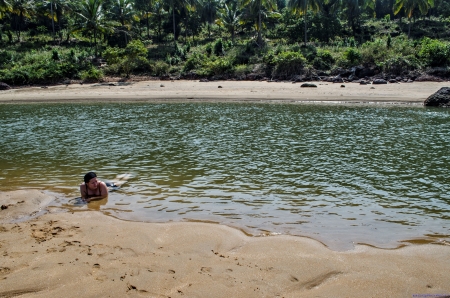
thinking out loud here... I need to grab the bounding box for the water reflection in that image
[0,103,449,250]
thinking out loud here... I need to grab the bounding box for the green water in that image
[1,103,449,250]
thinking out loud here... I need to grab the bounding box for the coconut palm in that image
[393,0,434,37]
[166,0,197,44]
[341,0,376,39]
[134,0,154,39]
[198,0,219,39]
[0,0,11,19]
[110,0,135,45]
[73,0,115,56]
[241,0,279,46]
[9,0,35,41]
[215,2,241,42]
[287,0,320,45]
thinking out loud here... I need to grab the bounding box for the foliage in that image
[312,49,335,70]
[379,55,422,74]
[80,65,104,81]
[153,60,169,76]
[271,51,306,77]
[418,37,450,67]
[0,0,450,83]
[343,47,361,64]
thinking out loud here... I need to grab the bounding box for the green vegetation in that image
[0,0,449,85]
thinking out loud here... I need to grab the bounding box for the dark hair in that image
[84,172,97,183]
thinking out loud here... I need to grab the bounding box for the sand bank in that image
[0,80,447,104]
[1,190,449,297]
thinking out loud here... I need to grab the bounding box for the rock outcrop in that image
[0,82,11,90]
[424,87,450,107]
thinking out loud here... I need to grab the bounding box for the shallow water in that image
[1,102,449,250]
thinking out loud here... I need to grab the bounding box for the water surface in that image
[1,103,449,250]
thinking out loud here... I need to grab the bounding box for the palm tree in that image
[134,0,154,39]
[341,0,376,40]
[111,0,135,45]
[166,0,196,44]
[287,0,320,45]
[198,0,219,39]
[393,0,434,38]
[9,0,35,41]
[73,0,115,56]
[215,2,241,42]
[0,0,11,19]
[241,0,279,46]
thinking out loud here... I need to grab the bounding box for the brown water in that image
[1,102,449,250]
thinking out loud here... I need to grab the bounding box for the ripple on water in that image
[0,103,449,250]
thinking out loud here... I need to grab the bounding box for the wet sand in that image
[1,81,450,297]
[0,80,447,104]
[1,190,450,297]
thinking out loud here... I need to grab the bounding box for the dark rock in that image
[415,75,443,82]
[424,87,450,107]
[332,76,344,83]
[373,79,387,84]
[301,83,317,88]
[354,65,379,78]
[360,80,368,85]
[218,86,222,88]
[1,205,7,210]
[199,78,209,82]
[348,74,359,81]
[0,82,11,90]
[389,79,397,83]
[340,85,345,88]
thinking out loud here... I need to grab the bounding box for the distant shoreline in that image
[0,80,447,104]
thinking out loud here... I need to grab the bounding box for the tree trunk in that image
[257,2,262,45]
[147,12,150,39]
[50,1,55,42]
[173,6,176,44]
[303,0,307,45]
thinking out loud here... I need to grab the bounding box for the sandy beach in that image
[1,81,450,297]
[1,189,450,297]
[0,79,447,104]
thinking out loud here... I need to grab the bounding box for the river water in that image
[1,102,449,250]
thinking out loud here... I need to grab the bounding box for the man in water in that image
[80,172,130,202]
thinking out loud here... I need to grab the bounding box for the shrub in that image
[154,60,169,76]
[234,64,252,76]
[299,44,317,62]
[380,55,422,75]
[103,46,123,65]
[202,57,233,75]
[183,52,204,72]
[418,38,450,67]
[213,38,224,56]
[272,51,307,78]
[312,49,335,70]
[80,66,104,82]
[343,48,361,65]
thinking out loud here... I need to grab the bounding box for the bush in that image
[418,38,450,67]
[202,57,233,76]
[272,51,307,78]
[183,52,204,72]
[213,38,224,56]
[233,64,252,76]
[299,44,317,62]
[80,66,104,82]
[312,49,335,70]
[380,55,422,75]
[343,48,361,65]
[154,60,169,76]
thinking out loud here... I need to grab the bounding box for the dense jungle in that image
[0,0,450,85]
